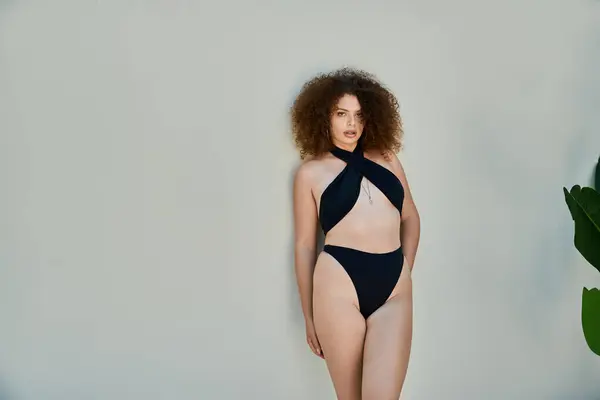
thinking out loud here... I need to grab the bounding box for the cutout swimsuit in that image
[319,141,405,319]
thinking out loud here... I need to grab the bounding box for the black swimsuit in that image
[319,141,405,319]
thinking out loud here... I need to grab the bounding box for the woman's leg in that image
[361,261,413,400]
[313,252,367,400]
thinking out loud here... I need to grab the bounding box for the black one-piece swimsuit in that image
[319,141,405,319]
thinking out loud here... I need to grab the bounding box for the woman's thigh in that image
[313,252,367,400]
[361,261,413,400]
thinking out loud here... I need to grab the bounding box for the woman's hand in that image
[305,321,324,359]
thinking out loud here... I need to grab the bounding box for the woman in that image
[291,67,420,399]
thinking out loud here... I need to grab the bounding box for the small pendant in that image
[368,196,373,204]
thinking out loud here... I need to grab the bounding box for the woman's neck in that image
[332,140,359,152]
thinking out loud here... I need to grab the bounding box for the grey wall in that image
[1,1,600,399]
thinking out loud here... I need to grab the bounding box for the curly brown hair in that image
[290,67,403,160]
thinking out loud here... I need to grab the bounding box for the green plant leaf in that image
[582,287,600,356]
[595,155,600,191]
[563,185,600,273]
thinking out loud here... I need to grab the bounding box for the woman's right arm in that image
[292,162,319,324]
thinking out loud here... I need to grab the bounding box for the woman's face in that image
[329,94,364,149]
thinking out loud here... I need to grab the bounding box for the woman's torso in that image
[311,150,402,253]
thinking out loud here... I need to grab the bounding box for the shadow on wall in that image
[1,4,23,400]
[0,377,15,400]
[288,163,304,326]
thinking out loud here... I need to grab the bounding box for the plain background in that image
[2,0,600,399]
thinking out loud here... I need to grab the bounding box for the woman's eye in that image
[337,112,345,116]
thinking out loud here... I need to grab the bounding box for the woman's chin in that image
[334,135,361,146]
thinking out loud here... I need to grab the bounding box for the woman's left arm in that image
[389,153,420,271]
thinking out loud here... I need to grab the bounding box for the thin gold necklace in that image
[361,179,373,204]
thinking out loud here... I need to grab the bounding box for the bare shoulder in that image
[366,149,403,176]
[383,149,416,200]
[294,155,326,188]
[380,149,406,175]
